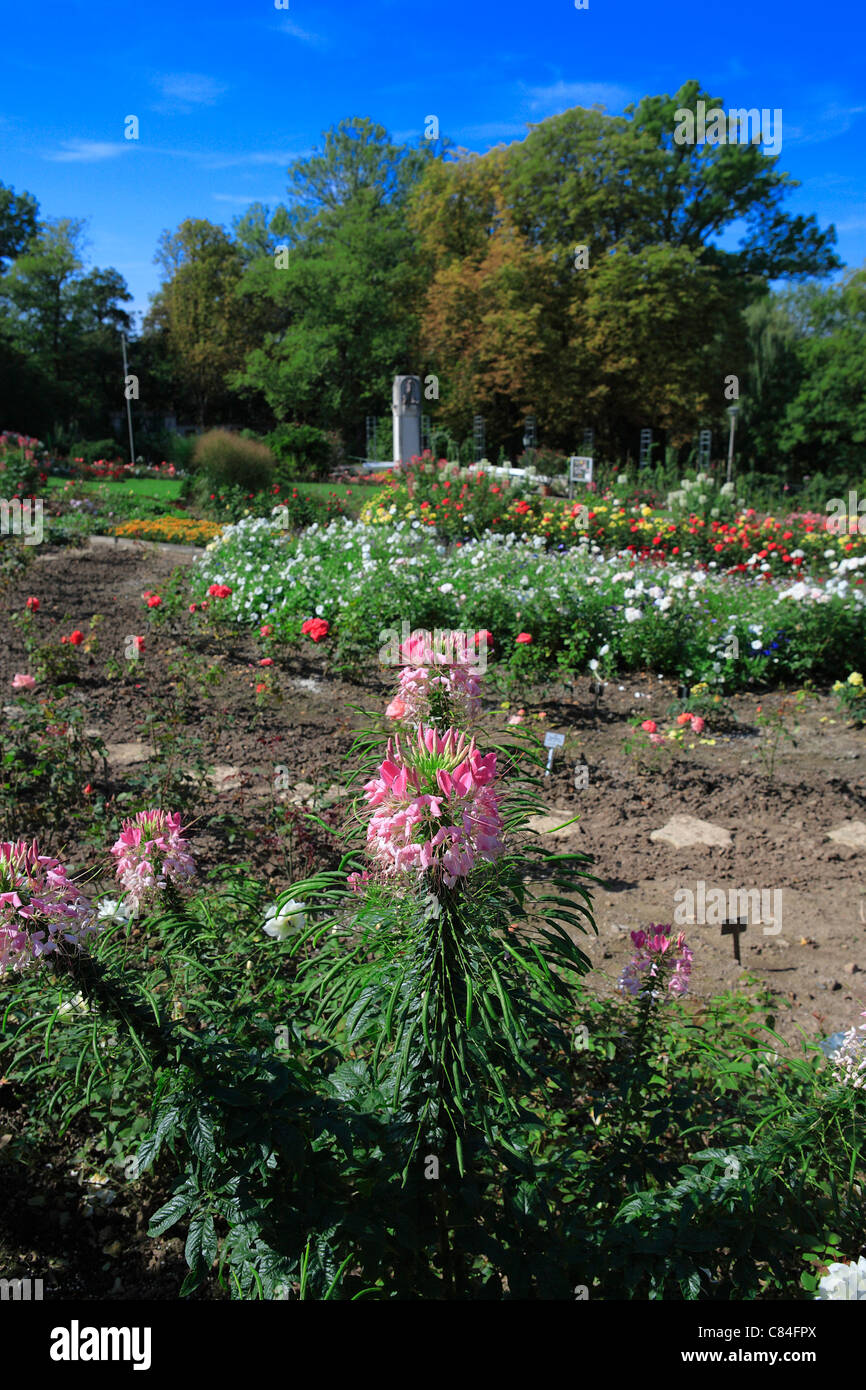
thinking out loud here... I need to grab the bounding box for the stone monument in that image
[392,375,422,465]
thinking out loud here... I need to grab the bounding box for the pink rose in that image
[641,720,657,734]
[12,673,36,690]
[690,715,706,734]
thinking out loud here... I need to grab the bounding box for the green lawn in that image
[47,475,185,501]
[289,480,369,518]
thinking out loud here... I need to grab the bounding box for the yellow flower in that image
[848,672,864,687]
[832,680,845,693]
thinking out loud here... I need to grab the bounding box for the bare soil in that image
[2,539,865,1298]
[4,540,865,1046]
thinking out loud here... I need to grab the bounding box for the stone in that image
[208,765,242,792]
[528,812,579,837]
[827,821,866,849]
[104,741,154,767]
[649,814,732,849]
[845,962,861,975]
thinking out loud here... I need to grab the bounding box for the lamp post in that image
[121,332,136,467]
[726,404,738,485]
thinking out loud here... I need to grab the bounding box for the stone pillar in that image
[392,375,422,465]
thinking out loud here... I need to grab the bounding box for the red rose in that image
[515,632,533,644]
[146,595,162,608]
[26,596,39,611]
[69,630,84,646]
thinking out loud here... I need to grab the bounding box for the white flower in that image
[589,658,599,671]
[439,582,454,594]
[750,639,763,651]
[623,606,642,623]
[815,1257,866,1300]
[57,991,90,1021]
[263,899,307,939]
[96,897,133,925]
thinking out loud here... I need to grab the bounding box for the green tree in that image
[145,219,246,426]
[0,180,39,270]
[0,218,87,373]
[413,84,839,459]
[779,268,866,472]
[232,118,444,449]
[0,217,132,439]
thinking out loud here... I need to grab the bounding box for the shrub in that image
[68,438,124,467]
[265,422,334,482]
[163,433,198,473]
[192,429,275,492]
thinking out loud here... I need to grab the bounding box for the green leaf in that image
[148,1187,193,1237]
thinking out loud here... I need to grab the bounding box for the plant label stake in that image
[543,731,565,777]
[721,915,748,964]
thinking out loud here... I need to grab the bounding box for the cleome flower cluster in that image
[617,927,694,999]
[385,630,483,725]
[0,839,96,974]
[363,726,504,890]
[110,810,196,915]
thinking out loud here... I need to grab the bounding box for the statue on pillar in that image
[392,374,422,466]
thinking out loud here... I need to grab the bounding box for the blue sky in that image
[1,0,863,322]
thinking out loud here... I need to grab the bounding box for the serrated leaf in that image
[148,1187,192,1237]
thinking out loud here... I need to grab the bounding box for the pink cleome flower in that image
[362,725,504,889]
[385,631,483,724]
[0,840,96,974]
[110,810,196,915]
[618,925,693,999]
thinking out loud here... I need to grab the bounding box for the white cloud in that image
[524,80,633,114]
[785,101,866,147]
[201,149,306,169]
[153,72,228,109]
[45,139,131,162]
[275,17,325,45]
